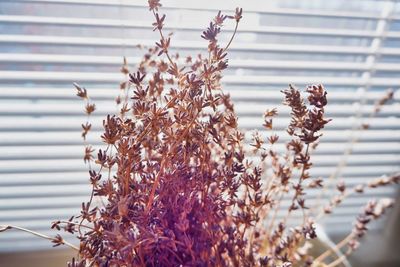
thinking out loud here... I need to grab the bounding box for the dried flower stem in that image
[326,252,351,267]
[316,172,399,221]
[313,233,354,265]
[58,221,95,231]
[266,189,284,234]
[223,21,239,52]
[315,89,395,207]
[283,144,310,225]
[152,10,174,65]
[77,144,110,236]
[146,110,199,211]
[0,225,79,251]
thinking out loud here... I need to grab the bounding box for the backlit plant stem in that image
[223,21,239,52]
[313,233,354,266]
[152,10,175,66]
[0,225,79,251]
[58,221,95,231]
[282,144,310,225]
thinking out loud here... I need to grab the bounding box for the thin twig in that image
[223,21,239,52]
[152,10,175,66]
[282,144,310,226]
[0,225,79,251]
[313,233,354,266]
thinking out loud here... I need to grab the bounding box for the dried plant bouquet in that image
[1,1,399,267]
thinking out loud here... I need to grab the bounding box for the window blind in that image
[0,0,399,252]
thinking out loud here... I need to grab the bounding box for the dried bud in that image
[152,13,166,31]
[214,11,227,26]
[324,206,332,214]
[120,57,129,74]
[306,84,327,108]
[348,239,360,251]
[74,83,87,99]
[268,134,279,144]
[52,234,64,247]
[85,103,96,115]
[264,108,278,117]
[201,22,220,43]
[148,0,161,11]
[336,180,346,193]
[228,7,243,22]
[354,184,365,193]
[309,178,323,188]
[84,146,95,163]
[129,71,146,86]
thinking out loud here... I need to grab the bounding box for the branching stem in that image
[0,225,79,251]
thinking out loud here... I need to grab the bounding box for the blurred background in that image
[0,0,399,266]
